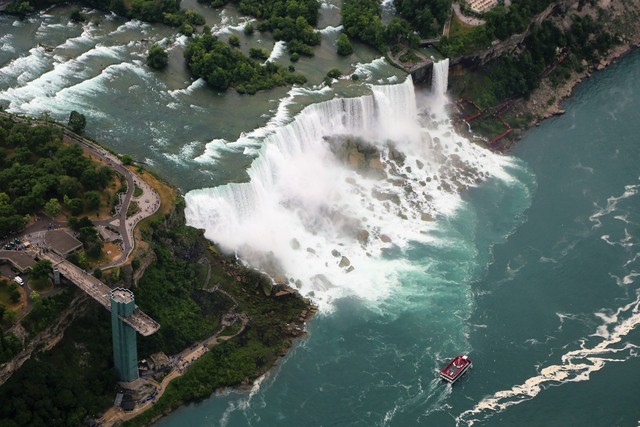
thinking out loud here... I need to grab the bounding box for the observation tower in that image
[110,288,139,382]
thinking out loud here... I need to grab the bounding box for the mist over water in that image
[185,68,523,312]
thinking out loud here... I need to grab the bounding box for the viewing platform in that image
[37,250,159,336]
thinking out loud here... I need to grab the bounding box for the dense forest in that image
[0,118,114,237]
[393,0,450,38]
[458,16,617,108]
[184,30,307,93]
[0,305,116,427]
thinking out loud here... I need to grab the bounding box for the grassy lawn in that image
[30,276,53,293]
[449,14,476,38]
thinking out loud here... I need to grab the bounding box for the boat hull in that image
[439,355,472,384]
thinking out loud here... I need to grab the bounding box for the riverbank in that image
[514,42,640,127]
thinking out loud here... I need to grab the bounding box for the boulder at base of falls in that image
[421,213,435,221]
[339,256,351,267]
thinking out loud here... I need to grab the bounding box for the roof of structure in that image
[44,230,83,256]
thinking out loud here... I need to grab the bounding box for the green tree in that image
[85,191,101,211]
[228,35,240,47]
[336,33,353,56]
[44,198,62,217]
[147,44,169,70]
[29,260,52,281]
[68,111,86,134]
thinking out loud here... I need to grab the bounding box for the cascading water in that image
[185,75,515,312]
[431,58,450,97]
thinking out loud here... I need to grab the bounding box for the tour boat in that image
[439,355,472,384]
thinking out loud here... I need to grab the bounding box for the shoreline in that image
[511,42,640,133]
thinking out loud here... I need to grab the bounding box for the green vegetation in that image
[28,259,53,292]
[67,110,86,134]
[0,305,115,426]
[68,216,104,259]
[452,17,617,109]
[147,44,169,70]
[202,0,321,57]
[0,279,21,307]
[0,119,114,237]
[184,31,307,94]
[342,0,385,50]
[21,287,75,336]
[0,329,21,363]
[393,0,450,38]
[336,33,353,56]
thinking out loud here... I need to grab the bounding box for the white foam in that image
[457,290,640,426]
[266,41,287,63]
[589,181,639,228]
[319,25,343,34]
[168,78,207,98]
[353,57,388,80]
[186,76,517,312]
[211,11,253,36]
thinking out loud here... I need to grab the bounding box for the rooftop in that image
[45,230,83,256]
[0,250,36,272]
[111,288,134,304]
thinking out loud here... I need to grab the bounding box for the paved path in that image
[452,2,486,26]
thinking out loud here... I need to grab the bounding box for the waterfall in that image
[431,58,450,96]
[185,76,510,312]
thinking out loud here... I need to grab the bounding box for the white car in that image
[14,276,23,286]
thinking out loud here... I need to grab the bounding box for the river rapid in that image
[2,6,640,427]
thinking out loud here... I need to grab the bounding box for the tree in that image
[44,198,62,217]
[70,9,85,22]
[228,35,240,47]
[85,191,101,211]
[68,111,86,134]
[147,44,169,70]
[29,260,52,281]
[336,33,353,56]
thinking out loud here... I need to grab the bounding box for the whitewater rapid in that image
[185,70,517,312]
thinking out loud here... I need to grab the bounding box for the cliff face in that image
[452,0,640,69]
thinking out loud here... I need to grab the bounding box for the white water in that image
[431,58,449,97]
[184,67,514,312]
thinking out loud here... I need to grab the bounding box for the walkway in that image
[37,245,159,336]
[452,2,486,26]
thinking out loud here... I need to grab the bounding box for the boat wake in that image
[456,287,640,426]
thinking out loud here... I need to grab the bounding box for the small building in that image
[44,230,83,258]
[148,352,170,371]
[467,0,498,13]
[0,250,36,272]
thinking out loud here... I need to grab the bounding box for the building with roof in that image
[0,250,36,272]
[111,288,139,382]
[467,0,498,13]
[44,230,83,258]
